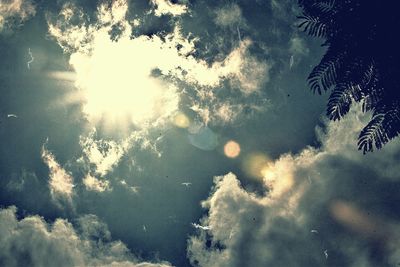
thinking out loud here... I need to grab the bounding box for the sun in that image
[69,30,180,128]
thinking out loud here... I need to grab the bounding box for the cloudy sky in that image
[1,0,399,266]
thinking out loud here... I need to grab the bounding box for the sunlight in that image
[47,0,268,130]
[242,152,270,179]
[262,163,294,198]
[70,30,179,128]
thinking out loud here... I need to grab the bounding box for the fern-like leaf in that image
[382,107,400,140]
[308,59,340,94]
[327,83,360,120]
[358,113,388,153]
[298,14,327,38]
[361,64,375,87]
[313,1,336,14]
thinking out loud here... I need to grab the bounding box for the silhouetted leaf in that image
[313,1,336,14]
[308,58,339,94]
[327,83,358,120]
[299,0,400,152]
[298,14,327,38]
[358,113,387,153]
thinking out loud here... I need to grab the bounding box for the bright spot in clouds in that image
[261,155,295,198]
[242,152,270,180]
[224,140,241,158]
[47,0,270,128]
[173,112,190,128]
[70,32,180,127]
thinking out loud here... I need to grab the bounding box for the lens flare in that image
[173,112,190,128]
[224,140,241,158]
[188,125,218,151]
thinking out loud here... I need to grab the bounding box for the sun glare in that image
[242,152,270,180]
[70,30,179,127]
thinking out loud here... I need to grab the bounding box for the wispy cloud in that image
[77,128,162,192]
[82,173,110,192]
[0,0,35,32]
[150,0,188,17]
[41,144,74,203]
[80,131,126,177]
[214,3,243,27]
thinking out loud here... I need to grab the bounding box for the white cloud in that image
[188,105,400,266]
[77,128,162,191]
[79,131,126,177]
[0,206,173,267]
[0,0,35,31]
[83,173,110,192]
[41,145,74,202]
[47,2,92,54]
[186,39,270,124]
[225,40,270,94]
[150,0,188,17]
[47,0,270,127]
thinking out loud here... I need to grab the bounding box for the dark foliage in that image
[298,0,400,153]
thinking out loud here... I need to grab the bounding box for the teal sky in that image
[1,1,400,267]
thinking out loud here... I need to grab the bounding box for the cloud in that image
[79,131,126,177]
[190,97,270,126]
[77,128,163,192]
[47,0,270,127]
[289,36,309,56]
[0,0,35,31]
[214,4,242,28]
[188,105,400,267]
[226,40,270,94]
[82,173,110,192]
[287,35,309,68]
[0,206,173,267]
[41,145,74,202]
[150,0,188,17]
[45,0,273,184]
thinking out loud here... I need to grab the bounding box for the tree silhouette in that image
[298,0,400,153]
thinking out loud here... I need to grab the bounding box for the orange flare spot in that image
[224,140,241,158]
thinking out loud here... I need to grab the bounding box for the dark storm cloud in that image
[188,105,400,267]
[0,206,173,267]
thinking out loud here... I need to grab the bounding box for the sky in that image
[1,0,400,267]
